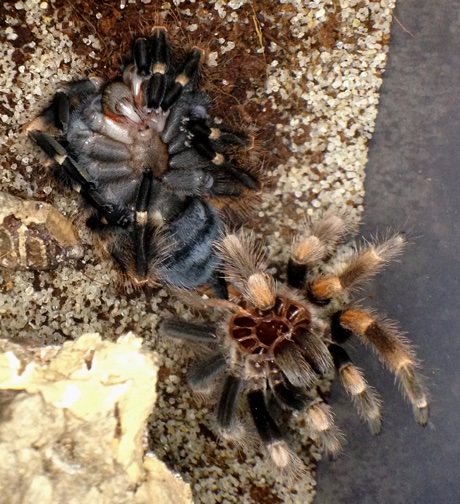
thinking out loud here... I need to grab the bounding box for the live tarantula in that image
[160,214,428,477]
[26,28,259,293]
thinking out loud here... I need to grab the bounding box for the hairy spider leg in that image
[217,375,242,431]
[218,231,275,308]
[288,214,352,289]
[193,138,260,190]
[53,91,70,132]
[247,389,283,446]
[162,46,203,111]
[28,79,101,133]
[273,340,318,387]
[159,318,218,342]
[328,343,382,434]
[133,37,150,77]
[187,354,227,392]
[291,328,334,375]
[208,271,230,299]
[307,233,405,304]
[304,401,344,456]
[247,389,302,474]
[158,319,226,391]
[187,121,260,191]
[28,130,131,227]
[146,28,171,109]
[133,170,154,282]
[338,309,428,425]
[268,374,309,411]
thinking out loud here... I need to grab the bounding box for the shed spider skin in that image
[160,214,428,478]
[26,28,259,292]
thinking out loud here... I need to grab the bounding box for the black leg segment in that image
[161,48,203,111]
[29,130,131,227]
[133,38,150,77]
[330,311,354,344]
[134,171,153,280]
[328,343,352,370]
[53,91,70,132]
[287,258,308,289]
[272,380,308,411]
[188,353,227,391]
[159,318,218,342]
[146,28,171,109]
[217,375,242,430]
[247,390,283,446]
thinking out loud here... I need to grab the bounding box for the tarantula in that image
[26,28,259,293]
[160,214,428,477]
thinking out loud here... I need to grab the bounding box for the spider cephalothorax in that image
[160,214,428,477]
[229,296,312,355]
[26,28,260,293]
